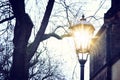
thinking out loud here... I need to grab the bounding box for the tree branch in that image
[0,16,14,24]
[9,0,25,18]
[26,0,55,62]
[41,33,62,42]
[42,73,53,80]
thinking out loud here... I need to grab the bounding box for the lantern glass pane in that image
[77,53,89,60]
[70,24,94,54]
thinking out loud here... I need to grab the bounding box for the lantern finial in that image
[80,14,86,21]
[82,15,84,19]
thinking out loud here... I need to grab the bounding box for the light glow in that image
[74,28,92,53]
[69,22,95,54]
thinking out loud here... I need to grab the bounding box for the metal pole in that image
[79,59,86,80]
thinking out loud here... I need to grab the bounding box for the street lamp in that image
[69,15,95,80]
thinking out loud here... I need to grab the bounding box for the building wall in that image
[90,26,108,80]
[90,1,120,79]
[90,13,120,80]
[90,27,106,76]
[110,16,120,62]
[93,67,107,80]
[112,59,120,80]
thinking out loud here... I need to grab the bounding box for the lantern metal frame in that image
[69,15,95,80]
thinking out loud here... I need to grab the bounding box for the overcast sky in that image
[45,0,111,80]
[0,0,111,80]
[25,0,112,80]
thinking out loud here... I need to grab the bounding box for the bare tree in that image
[8,0,57,80]
[0,0,63,80]
[0,20,13,80]
[0,0,110,80]
[29,46,66,80]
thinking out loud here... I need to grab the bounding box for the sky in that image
[25,0,111,80]
[0,0,111,80]
[47,0,111,80]
[46,37,89,80]
[45,0,111,80]
[26,0,111,42]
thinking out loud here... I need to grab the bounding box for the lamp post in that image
[69,15,95,80]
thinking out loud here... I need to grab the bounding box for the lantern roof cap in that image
[69,15,95,31]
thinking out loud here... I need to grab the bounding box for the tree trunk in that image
[9,0,55,79]
[9,13,33,80]
[8,0,33,80]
